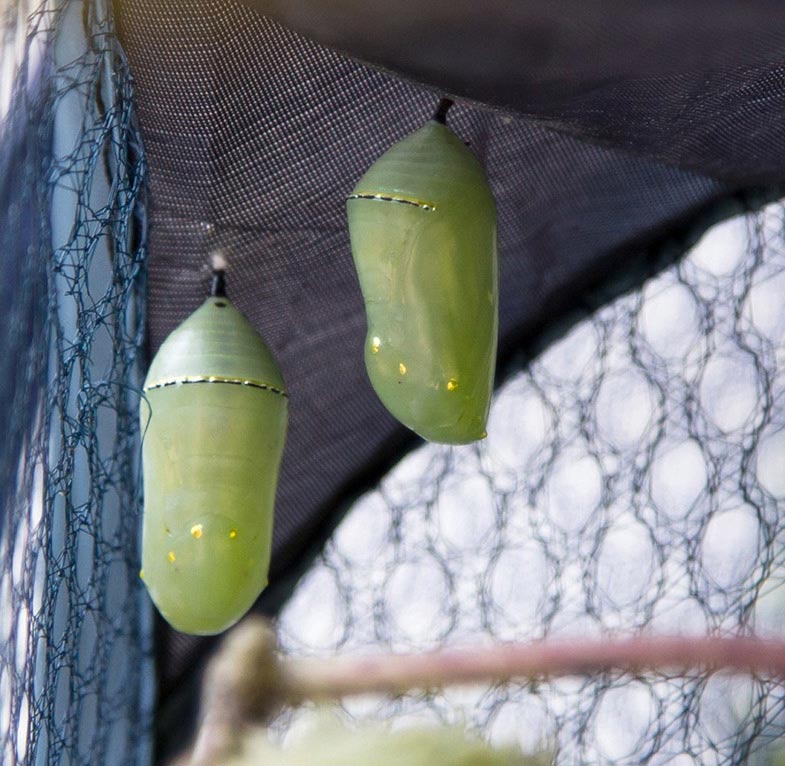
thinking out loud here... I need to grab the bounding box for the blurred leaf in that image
[227,715,549,766]
[765,744,785,766]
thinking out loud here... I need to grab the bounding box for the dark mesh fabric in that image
[112,0,785,758]
[249,1,785,187]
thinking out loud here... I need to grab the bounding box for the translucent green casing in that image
[139,296,288,635]
[347,120,498,444]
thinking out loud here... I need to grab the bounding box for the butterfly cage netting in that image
[1,1,785,765]
[1,2,151,766]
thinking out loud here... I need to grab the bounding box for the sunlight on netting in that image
[276,201,785,765]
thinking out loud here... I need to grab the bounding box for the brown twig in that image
[282,634,785,701]
[190,619,283,766]
[189,618,785,765]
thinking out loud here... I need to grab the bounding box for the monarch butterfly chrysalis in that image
[346,98,498,444]
[139,260,288,635]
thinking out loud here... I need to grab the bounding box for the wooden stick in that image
[190,619,785,765]
[190,619,282,766]
[282,634,785,702]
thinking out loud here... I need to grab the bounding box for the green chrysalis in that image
[139,268,288,635]
[346,98,498,444]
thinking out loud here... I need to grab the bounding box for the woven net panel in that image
[276,201,785,765]
[0,2,151,765]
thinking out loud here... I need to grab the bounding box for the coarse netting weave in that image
[276,201,785,765]
[0,2,151,765]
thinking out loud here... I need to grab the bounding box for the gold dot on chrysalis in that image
[139,569,145,581]
[371,336,381,353]
[447,378,459,392]
[190,523,203,539]
[229,529,237,539]
[167,551,176,563]
[399,362,407,375]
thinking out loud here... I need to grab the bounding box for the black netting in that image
[247,2,785,188]
[275,201,785,765]
[0,2,151,765]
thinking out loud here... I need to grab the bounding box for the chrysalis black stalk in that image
[209,250,228,298]
[210,269,226,298]
[433,97,454,125]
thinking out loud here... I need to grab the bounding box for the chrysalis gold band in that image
[348,192,437,211]
[144,375,288,398]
